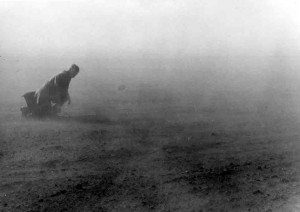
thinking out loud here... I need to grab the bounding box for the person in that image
[21,64,80,117]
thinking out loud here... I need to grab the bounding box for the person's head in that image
[69,64,80,78]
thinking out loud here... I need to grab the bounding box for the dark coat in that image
[35,70,72,106]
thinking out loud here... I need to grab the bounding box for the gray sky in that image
[1,0,300,58]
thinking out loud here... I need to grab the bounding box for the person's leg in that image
[33,85,54,117]
[32,100,52,117]
[49,93,68,115]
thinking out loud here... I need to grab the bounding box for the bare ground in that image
[1,87,300,212]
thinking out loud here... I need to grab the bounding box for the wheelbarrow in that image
[21,91,60,117]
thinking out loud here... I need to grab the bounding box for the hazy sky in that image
[1,0,300,59]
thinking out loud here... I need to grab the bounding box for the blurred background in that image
[1,0,300,119]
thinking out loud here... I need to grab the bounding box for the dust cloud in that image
[1,55,300,124]
[1,0,300,121]
[3,2,300,211]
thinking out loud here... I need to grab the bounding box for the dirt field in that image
[1,82,300,212]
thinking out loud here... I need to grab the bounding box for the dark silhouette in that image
[21,64,80,117]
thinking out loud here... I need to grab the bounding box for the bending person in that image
[33,64,80,116]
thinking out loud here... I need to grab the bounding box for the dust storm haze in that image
[3,1,300,211]
[1,0,300,116]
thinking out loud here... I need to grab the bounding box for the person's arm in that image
[35,92,41,104]
[35,86,45,105]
